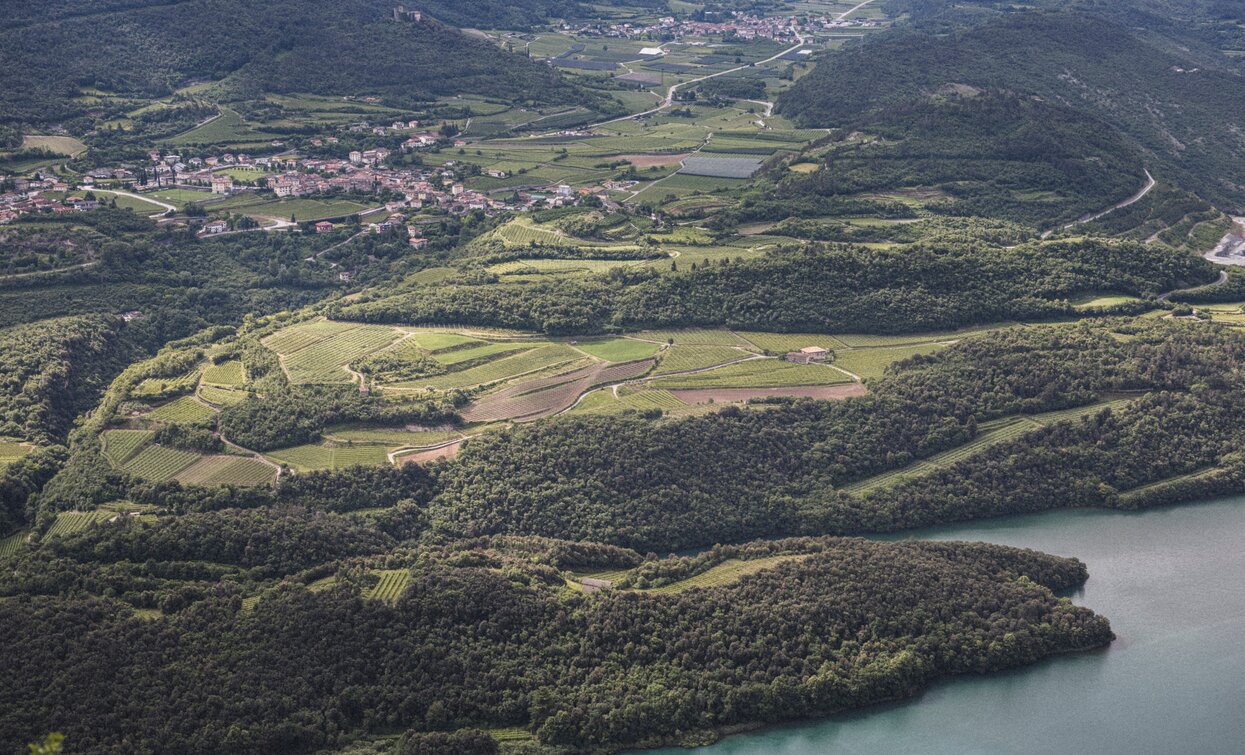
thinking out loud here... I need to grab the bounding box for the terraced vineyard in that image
[266,443,392,471]
[573,337,662,363]
[367,570,413,604]
[569,388,686,416]
[652,345,751,375]
[174,456,276,486]
[395,344,585,391]
[270,323,402,384]
[652,359,853,389]
[0,530,30,557]
[434,341,528,366]
[198,385,249,406]
[635,328,750,347]
[833,343,950,380]
[202,360,245,385]
[146,396,216,424]
[44,510,115,540]
[736,332,847,354]
[122,445,202,481]
[461,358,655,423]
[132,370,201,398]
[101,429,155,465]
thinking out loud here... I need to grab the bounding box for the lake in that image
[651,496,1245,754]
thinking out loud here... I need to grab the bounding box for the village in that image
[561,9,884,44]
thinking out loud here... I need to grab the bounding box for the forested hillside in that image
[0,0,601,127]
[779,11,1245,209]
[0,534,1110,752]
[336,238,1213,334]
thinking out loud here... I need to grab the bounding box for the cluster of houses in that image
[0,173,99,224]
[566,10,880,43]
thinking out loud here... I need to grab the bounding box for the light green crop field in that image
[202,360,245,385]
[434,341,528,366]
[395,344,585,390]
[132,370,201,398]
[573,337,662,362]
[174,456,275,486]
[409,332,482,351]
[833,343,950,380]
[652,345,750,375]
[569,388,686,416]
[198,385,249,406]
[122,445,202,481]
[44,510,114,540]
[653,359,853,388]
[268,323,402,384]
[146,396,216,423]
[634,328,750,346]
[643,555,814,594]
[101,429,155,465]
[216,197,372,222]
[267,443,392,471]
[833,323,1013,348]
[0,530,30,557]
[367,570,413,604]
[22,135,88,156]
[1072,294,1144,310]
[0,440,33,468]
[325,426,461,447]
[735,332,848,354]
[161,109,250,146]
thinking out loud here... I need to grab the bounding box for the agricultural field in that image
[397,344,585,391]
[122,444,202,481]
[174,456,276,486]
[737,332,848,354]
[132,369,201,398]
[568,387,688,416]
[43,510,115,540]
[160,109,250,146]
[266,443,393,471]
[0,530,30,557]
[652,345,751,375]
[0,440,33,469]
[265,321,402,384]
[652,358,853,389]
[21,135,88,156]
[101,429,155,465]
[634,328,751,347]
[198,385,250,406]
[146,396,217,424]
[209,196,373,223]
[460,358,654,422]
[202,360,245,385]
[642,555,814,594]
[573,337,662,362]
[833,342,950,380]
[367,570,414,604]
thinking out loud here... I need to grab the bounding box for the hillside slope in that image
[779,11,1245,209]
[0,0,597,126]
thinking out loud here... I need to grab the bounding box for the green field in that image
[833,343,950,380]
[652,345,750,375]
[146,396,216,423]
[0,530,30,557]
[395,344,585,391]
[211,196,373,222]
[573,337,663,362]
[266,322,402,384]
[174,456,275,486]
[634,328,750,347]
[643,555,813,594]
[267,443,392,471]
[22,135,88,156]
[367,570,413,604]
[569,387,687,416]
[198,384,250,406]
[122,445,202,481]
[736,332,848,354]
[202,360,245,385]
[44,510,115,540]
[132,369,201,398]
[0,440,33,468]
[652,358,853,388]
[101,429,155,465]
[161,109,250,146]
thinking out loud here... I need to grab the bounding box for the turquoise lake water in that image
[652,496,1245,754]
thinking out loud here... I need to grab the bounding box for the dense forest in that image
[0,534,1110,752]
[0,0,608,128]
[336,238,1214,334]
[779,10,1245,209]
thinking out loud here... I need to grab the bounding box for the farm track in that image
[0,261,98,280]
[461,358,656,422]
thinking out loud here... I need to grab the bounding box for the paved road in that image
[1041,169,1156,240]
[88,188,177,215]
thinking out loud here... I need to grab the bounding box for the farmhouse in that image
[785,346,830,364]
[315,221,335,233]
[210,174,233,195]
[201,219,228,235]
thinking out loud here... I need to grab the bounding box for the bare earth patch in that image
[398,441,463,466]
[671,384,867,404]
[617,153,691,168]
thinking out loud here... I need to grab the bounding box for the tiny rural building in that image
[785,346,830,364]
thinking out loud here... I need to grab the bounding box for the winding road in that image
[1040,169,1156,240]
